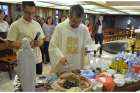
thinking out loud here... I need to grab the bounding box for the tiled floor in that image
[0,51,114,92]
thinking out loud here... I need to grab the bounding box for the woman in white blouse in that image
[0,9,9,38]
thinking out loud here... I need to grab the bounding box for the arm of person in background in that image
[0,21,11,50]
[49,25,67,73]
[42,23,49,42]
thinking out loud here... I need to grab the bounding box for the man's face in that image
[61,16,66,22]
[23,6,36,22]
[99,16,103,22]
[85,20,89,26]
[69,16,81,28]
[0,12,4,20]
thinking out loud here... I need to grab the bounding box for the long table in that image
[36,80,140,92]
[113,81,140,92]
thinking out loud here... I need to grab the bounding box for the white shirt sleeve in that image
[7,22,19,41]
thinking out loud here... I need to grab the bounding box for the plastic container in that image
[114,78,125,87]
[127,61,134,78]
[132,64,140,73]
[80,70,96,79]
[92,80,103,91]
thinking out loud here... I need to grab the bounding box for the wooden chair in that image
[0,49,16,80]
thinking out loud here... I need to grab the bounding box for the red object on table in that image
[96,72,115,91]
[132,65,140,73]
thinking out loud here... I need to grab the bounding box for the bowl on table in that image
[114,78,125,87]
[106,69,116,76]
[114,74,125,79]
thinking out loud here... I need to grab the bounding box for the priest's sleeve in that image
[48,25,64,73]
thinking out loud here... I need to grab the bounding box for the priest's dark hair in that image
[22,1,36,8]
[69,4,84,18]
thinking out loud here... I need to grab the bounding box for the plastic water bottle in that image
[127,61,133,78]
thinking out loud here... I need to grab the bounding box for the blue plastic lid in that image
[80,70,96,79]
[127,61,133,66]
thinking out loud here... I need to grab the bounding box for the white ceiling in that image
[1,0,140,15]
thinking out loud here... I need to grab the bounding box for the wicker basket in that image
[51,72,92,92]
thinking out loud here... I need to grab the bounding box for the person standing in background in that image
[93,15,104,57]
[4,15,13,25]
[59,15,67,23]
[0,9,9,82]
[0,9,9,38]
[85,18,93,35]
[42,16,55,64]
[40,17,45,27]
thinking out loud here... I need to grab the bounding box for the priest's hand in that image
[60,57,68,65]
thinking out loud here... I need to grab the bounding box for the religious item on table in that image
[96,72,115,91]
[17,38,36,91]
[51,72,92,92]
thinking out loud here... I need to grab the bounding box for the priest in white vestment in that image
[49,5,94,74]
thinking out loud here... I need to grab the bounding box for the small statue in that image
[17,38,36,91]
